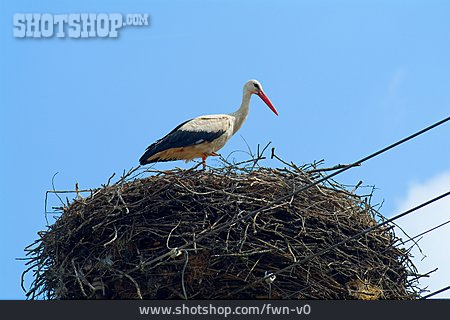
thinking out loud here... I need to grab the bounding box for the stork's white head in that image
[244,79,264,94]
[244,79,278,116]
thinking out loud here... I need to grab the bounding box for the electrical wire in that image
[421,285,450,299]
[400,219,450,246]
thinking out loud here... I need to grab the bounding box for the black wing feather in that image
[139,119,225,165]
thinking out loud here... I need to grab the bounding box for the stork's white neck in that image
[230,90,252,134]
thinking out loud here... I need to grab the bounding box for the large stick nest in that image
[24,158,422,299]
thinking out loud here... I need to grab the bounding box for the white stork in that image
[139,79,278,169]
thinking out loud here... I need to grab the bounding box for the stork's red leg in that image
[202,155,207,169]
[210,152,219,156]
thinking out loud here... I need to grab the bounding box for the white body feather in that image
[178,114,236,154]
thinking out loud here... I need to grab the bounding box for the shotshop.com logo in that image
[13,13,149,38]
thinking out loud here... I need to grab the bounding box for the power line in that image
[229,190,450,296]
[421,285,450,299]
[129,115,450,273]
[401,219,450,246]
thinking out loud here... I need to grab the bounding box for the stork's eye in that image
[253,83,260,90]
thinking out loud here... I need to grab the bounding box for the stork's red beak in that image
[257,90,278,116]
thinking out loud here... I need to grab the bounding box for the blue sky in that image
[1,0,449,299]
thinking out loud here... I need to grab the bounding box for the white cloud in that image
[394,170,450,298]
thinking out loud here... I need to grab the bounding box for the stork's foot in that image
[201,155,207,170]
[201,153,218,170]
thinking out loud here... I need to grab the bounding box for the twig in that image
[181,250,189,300]
[103,226,118,247]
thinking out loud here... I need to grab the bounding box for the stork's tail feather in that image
[139,144,158,165]
[139,143,182,165]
